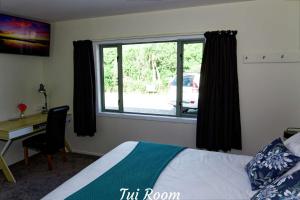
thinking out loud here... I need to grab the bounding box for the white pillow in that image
[286,162,300,175]
[284,132,300,175]
[284,132,300,157]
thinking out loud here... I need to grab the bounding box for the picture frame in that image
[0,14,50,56]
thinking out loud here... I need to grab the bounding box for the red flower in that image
[17,103,27,112]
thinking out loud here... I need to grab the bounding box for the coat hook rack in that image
[243,52,300,64]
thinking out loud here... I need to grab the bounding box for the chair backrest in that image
[46,106,69,152]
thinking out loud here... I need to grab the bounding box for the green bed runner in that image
[66,141,186,200]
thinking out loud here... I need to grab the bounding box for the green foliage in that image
[103,42,203,93]
[183,43,203,73]
[103,48,118,92]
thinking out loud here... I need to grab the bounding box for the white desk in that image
[0,113,71,183]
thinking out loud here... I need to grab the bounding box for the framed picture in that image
[0,14,50,56]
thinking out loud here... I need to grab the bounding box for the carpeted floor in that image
[0,153,99,200]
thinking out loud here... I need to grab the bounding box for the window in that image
[98,36,204,118]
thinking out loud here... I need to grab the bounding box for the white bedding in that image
[43,141,256,200]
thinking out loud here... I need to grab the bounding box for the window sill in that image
[97,112,197,124]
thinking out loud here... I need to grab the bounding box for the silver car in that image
[168,73,200,113]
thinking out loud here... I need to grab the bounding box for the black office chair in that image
[23,106,69,170]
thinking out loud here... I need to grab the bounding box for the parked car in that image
[168,73,200,112]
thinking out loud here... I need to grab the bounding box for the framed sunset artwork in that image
[0,14,50,56]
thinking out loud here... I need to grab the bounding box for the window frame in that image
[96,35,205,118]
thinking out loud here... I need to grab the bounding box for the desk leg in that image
[65,139,72,153]
[0,140,16,183]
[0,155,15,183]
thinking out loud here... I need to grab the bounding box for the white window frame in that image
[93,35,204,123]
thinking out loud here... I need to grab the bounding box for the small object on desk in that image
[33,122,47,131]
[17,103,27,118]
[284,127,300,139]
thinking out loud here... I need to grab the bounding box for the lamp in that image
[38,83,48,113]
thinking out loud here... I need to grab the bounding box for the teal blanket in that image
[66,141,186,200]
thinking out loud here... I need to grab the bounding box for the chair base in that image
[60,148,67,162]
[24,147,29,165]
[23,147,67,171]
[47,155,53,170]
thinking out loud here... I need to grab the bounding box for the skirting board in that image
[71,149,103,157]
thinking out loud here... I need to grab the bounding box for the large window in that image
[98,37,204,118]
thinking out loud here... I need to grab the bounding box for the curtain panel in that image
[73,40,96,136]
[196,31,242,151]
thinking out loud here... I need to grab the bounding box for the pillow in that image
[246,138,281,172]
[251,170,300,200]
[285,162,300,176]
[282,133,300,176]
[245,138,300,190]
[284,132,300,157]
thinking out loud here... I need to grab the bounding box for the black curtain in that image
[73,40,96,136]
[196,31,241,151]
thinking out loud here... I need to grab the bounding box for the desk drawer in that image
[9,127,33,139]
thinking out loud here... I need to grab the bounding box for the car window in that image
[183,76,193,87]
[170,75,195,87]
[171,78,176,86]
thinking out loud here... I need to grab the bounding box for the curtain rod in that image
[91,32,205,43]
[90,30,237,43]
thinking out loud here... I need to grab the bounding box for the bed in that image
[43,141,256,200]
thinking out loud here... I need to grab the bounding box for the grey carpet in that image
[0,153,99,200]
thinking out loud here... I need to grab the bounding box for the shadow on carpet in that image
[0,153,99,200]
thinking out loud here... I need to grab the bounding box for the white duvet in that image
[43,141,256,200]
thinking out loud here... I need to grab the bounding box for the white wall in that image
[0,54,45,165]
[44,0,300,156]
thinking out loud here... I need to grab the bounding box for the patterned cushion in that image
[245,138,300,190]
[251,170,300,200]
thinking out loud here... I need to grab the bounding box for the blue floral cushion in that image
[251,170,300,200]
[245,138,300,190]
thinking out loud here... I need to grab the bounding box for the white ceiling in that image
[0,0,253,22]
